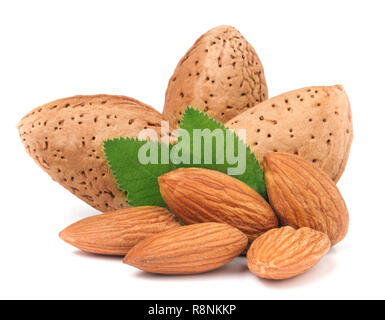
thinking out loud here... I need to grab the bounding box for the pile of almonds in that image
[17,25,352,280]
[17,26,352,212]
[60,152,348,280]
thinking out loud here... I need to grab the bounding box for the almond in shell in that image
[163,25,268,129]
[226,85,353,182]
[17,95,163,211]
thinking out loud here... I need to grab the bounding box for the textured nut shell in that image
[17,95,163,211]
[158,168,278,244]
[263,152,349,246]
[247,226,331,280]
[163,25,268,129]
[59,206,180,256]
[123,222,248,274]
[226,85,353,182]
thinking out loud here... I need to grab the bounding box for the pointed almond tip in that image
[58,230,66,241]
[158,173,167,185]
[158,168,184,184]
[59,230,73,244]
[122,252,133,266]
[331,84,345,92]
[58,228,75,245]
[16,119,23,131]
[209,25,236,32]
[264,152,296,169]
[263,152,274,163]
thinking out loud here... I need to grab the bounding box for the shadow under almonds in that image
[131,257,249,281]
[73,250,123,262]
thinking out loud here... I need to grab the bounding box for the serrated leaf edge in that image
[179,106,267,198]
[179,106,260,166]
[104,108,267,205]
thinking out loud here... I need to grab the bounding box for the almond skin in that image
[158,168,278,244]
[163,25,268,129]
[226,85,353,182]
[17,95,163,211]
[247,226,331,280]
[263,152,349,246]
[59,206,180,256]
[123,222,248,274]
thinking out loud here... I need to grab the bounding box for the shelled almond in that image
[60,206,180,255]
[263,152,349,246]
[247,226,331,280]
[18,25,352,281]
[123,223,248,274]
[158,167,278,244]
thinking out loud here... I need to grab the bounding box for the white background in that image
[1,0,384,300]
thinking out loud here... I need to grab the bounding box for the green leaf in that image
[178,107,267,199]
[104,138,176,207]
[103,107,267,208]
